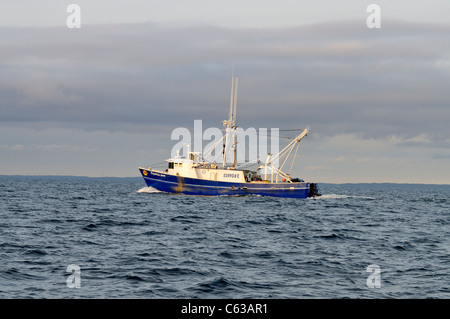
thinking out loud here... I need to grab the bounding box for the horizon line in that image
[1,174,449,186]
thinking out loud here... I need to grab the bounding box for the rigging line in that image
[289,140,301,176]
[148,161,167,166]
[236,161,260,169]
[232,131,295,140]
[270,136,298,163]
[205,141,227,163]
[203,134,226,155]
[279,139,296,171]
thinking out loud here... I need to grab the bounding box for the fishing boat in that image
[138,73,320,198]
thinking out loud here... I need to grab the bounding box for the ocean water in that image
[1,175,449,299]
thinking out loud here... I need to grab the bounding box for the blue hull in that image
[139,168,312,198]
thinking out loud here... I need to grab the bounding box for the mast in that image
[232,76,238,168]
[223,70,239,168]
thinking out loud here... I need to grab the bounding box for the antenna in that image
[228,73,235,126]
[232,76,238,126]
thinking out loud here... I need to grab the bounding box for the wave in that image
[312,194,376,200]
[136,187,162,193]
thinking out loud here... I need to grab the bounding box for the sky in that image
[1,1,449,183]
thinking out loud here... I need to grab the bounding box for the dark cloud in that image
[1,20,449,142]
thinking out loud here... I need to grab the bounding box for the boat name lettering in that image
[223,173,239,179]
[151,172,166,177]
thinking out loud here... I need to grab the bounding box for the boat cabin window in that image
[168,162,174,169]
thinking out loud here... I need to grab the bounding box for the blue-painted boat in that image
[139,73,320,198]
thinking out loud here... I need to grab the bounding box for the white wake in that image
[311,194,376,200]
[136,187,162,193]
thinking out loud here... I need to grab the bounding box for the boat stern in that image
[308,183,321,197]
